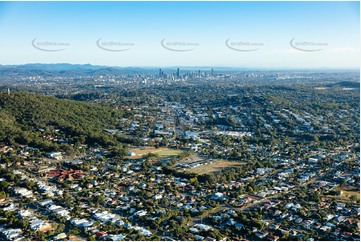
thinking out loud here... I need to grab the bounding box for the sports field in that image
[184,160,245,175]
[128,147,183,159]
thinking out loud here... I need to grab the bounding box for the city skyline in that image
[0,1,359,68]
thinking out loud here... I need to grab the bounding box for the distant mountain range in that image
[0,63,248,71]
[1,63,358,72]
[0,63,359,77]
[0,63,161,76]
[0,64,252,77]
[0,63,103,71]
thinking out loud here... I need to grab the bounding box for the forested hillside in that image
[0,91,127,148]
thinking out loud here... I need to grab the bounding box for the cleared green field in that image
[128,147,183,159]
[155,149,184,157]
[185,160,245,175]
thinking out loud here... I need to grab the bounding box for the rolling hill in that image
[0,90,128,148]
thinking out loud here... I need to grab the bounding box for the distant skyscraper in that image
[176,68,180,78]
[211,68,214,76]
[198,70,201,77]
[7,88,10,96]
[159,68,162,78]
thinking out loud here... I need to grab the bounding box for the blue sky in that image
[0,1,359,68]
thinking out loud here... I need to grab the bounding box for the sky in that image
[0,1,359,68]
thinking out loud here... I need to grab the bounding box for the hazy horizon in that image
[0,62,360,71]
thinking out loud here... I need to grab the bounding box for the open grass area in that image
[155,149,184,157]
[128,147,183,159]
[184,160,245,175]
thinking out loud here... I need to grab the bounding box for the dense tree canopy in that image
[0,91,129,148]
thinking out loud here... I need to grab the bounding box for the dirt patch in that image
[68,235,87,241]
[38,224,53,232]
[340,190,360,200]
